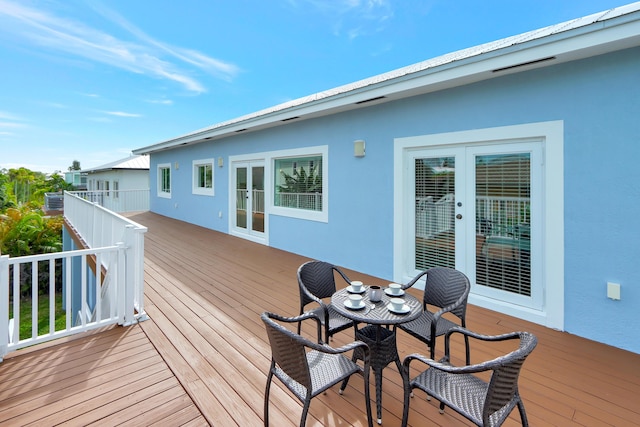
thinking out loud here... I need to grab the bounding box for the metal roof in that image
[82,155,149,173]
[133,2,640,155]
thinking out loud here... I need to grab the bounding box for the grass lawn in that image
[9,293,67,340]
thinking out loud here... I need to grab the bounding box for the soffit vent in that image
[355,96,386,105]
[493,56,556,73]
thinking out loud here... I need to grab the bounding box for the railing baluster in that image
[32,261,38,339]
[49,258,55,334]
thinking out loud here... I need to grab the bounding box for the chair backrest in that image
[423,267,470,319]
[483,331,538,423]
[298,261,339,306]
[261,312,312,390]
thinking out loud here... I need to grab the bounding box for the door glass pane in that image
[415,157,455,270]
[236,167,247,229]
[252,166,265,233]
[475,153,531,296]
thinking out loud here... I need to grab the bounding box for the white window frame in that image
[157,163,171,198]
[270,146,328,223]
[192,158,215,196]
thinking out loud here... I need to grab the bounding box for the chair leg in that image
[300,396,312,427]
[264,371,273,427]
[517,398,529,426]
[464,333,471,365]
[401,366,411,427]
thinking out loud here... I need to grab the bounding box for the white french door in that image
[232,161,266,241]
[408,142,542,310]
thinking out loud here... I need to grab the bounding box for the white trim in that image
[157,163,171,199]
[228,145,329,246]
[228,159,268,245]
[393,121,564,330]
[270,146,328,223]
[192,158,215,196]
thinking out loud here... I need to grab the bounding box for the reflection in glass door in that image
[412,142,540,309]
[415,156,457,271]
[475,153,531,297]
[234,162,265,235]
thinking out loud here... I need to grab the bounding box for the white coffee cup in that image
[369,285,382,302]
[348,294,363,307]
[390,297,404,311]
[350,281,363,292]
[388,283,402,295]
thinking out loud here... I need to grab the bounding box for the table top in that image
[331,286,422,325]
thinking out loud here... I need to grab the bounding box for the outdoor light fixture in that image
[218,157,224,168]
[354,139,366,157]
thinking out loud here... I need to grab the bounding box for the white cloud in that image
[105,111,142,118]
[286,0,394,39]
[0,0,240,93]
[148,99,173,105]
[0,111,25,121]
[0,121,26,128]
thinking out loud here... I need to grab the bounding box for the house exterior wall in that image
[148,47,640,353]
[86,169,149,191]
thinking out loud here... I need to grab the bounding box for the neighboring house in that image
[82,155,150,212]
[133,4,640,354]
[64,171,87,190]
[84,155,149,192]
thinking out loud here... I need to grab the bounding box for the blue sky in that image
[0,0,629,174]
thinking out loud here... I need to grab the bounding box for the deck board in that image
[1,211,639,426]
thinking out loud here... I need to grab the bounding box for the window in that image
[105,180,110,196]
[271,146,327,223]
[192,159,214,196]
[113,180,119,199]
[158,163,171,198]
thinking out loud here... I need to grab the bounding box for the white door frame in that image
[393,121,564,330]
[229,157,268,245]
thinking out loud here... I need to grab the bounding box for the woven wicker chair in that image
[396,267,471,364]
[297,260,357,343]
[262,311,373,427]
[402,327,537,426]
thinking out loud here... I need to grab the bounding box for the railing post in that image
[121,225,146,326]
[116,241,127,325]
[0,254,9,362]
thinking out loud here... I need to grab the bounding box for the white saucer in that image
[346,285,366,294]
[344,300,366,310]
[387,303,410,314]
[384,288,404,297]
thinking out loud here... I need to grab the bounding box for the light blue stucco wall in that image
[148,47,640,353]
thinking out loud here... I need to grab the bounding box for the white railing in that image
[236,189,265,213]
[476,196,530,237]
[416,194,455,239]
[0,192,147,361]
[274,192,322,211]
[69,189,149,213]
[416,194,530,239]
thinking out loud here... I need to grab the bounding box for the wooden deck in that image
[1,211,639,426]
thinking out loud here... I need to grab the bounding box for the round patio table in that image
[331,286,422,425]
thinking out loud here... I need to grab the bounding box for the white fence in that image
[69,189,149,213]
[0,192,147,361]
